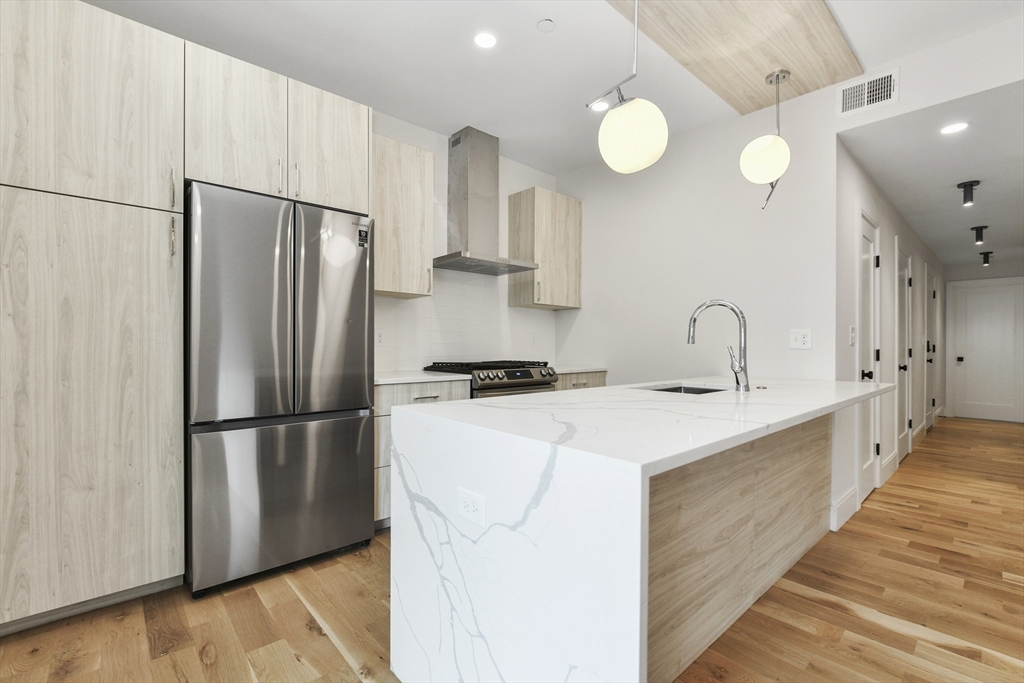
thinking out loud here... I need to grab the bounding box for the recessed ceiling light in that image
[591,101,609,112]
[537,19,555,33]
[474,33,496,48]
[940,122,968,135]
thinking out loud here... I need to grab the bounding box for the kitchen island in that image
[388,376,894,682]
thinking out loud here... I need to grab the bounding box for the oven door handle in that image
[474,383,556,399]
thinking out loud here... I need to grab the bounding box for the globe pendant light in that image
[740,70,791,208]
[586,0,667,174]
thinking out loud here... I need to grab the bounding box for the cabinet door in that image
[289,79,370,214]
[1,0,184,211]
[508,187,582,310]
[372,134,433,297]
[185,42,288,198]
[1,187,184,623]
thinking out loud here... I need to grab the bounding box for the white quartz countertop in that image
[374,370,472,385]
[395,375,895,477]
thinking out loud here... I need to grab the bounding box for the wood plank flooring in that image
[678,417,1024,683]
[1,417,1020,683]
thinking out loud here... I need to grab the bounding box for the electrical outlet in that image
[849,326,856,346]
[375,330,384,346]
[789,329,812,350]
[457,487,485,527]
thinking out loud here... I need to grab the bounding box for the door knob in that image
[899,364,907,371]
[926,358,933,364]
[861,370,874,380]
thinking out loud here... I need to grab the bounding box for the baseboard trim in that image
[375,517,391,530]
[912,425,926,449]
[936,405,945,418]
[0,575,183,636]
[830,487,858,531]
[879,449,898,485]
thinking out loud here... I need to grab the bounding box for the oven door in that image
[473,383,556,399]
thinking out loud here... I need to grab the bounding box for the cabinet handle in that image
[170,216,176,256]
[294,163,300,197]
[278,158,283,194]
[535,280,540,302]
[427,267,432,293]
[572,380,588,387]
[413,394,440,401]
[170,166,176,209]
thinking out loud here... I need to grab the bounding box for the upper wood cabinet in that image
[508,187,582,310]
[372,134,434,297]
[185,42,288,198]
[1,187,184,624]
[0,0,184,212]
[288,79,370,214]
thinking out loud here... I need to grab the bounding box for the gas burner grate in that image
[424,360,549,374]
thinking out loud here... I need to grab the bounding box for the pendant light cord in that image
[775,74,781,136]
[586,0,640,108]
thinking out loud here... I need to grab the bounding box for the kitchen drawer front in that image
[375,416,392,468]
[374,380,470,416]
[375,466,391,522]
[555,371,607,391]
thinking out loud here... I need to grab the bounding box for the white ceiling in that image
[839,80,1024,269]
[89,0,1024,176]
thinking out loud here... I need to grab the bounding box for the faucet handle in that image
[727,345,741,371]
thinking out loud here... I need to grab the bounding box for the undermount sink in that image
[650,385,726,395]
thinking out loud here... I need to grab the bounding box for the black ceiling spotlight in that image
[958,180,980,207]
[980,251,993,266]
[972,225,988,245]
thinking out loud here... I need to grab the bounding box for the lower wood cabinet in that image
[555,371,607,391]
[373,379,470,523]
[0,187,183,625]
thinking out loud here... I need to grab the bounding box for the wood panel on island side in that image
[0,417,1020,683]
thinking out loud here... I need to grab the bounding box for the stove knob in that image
[543,368,552,376]
[496,371,505,380]
[487,371,496,380]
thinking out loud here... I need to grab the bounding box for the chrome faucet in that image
[687,299,750,392]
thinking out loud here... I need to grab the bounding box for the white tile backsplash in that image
[372,112,557,372]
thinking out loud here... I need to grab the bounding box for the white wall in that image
[372,113,557,371]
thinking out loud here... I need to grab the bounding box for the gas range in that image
[423,360,558,398]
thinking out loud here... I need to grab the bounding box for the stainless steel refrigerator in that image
[186,182,373,594]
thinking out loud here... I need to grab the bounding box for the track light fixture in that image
[740,69,791,209]
[971,226,987,245]
[980,251,992,267]
[957,180,980,207]
[585,0,668,174]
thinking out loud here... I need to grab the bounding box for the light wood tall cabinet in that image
[0,0,184,212]
[508,187,582,310]
[372,134,434,297]
[0,186,184,625]
[289,79,370,214]
[184,42,288,198]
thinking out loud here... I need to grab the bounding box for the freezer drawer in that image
[189,182,294,423]
[190,415,373,591]
[296,205,373,413]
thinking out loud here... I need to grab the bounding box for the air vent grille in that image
[837,68,899,116]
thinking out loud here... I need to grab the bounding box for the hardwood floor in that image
[1,417,1020,683]
[0,534,397,683]
[679,417,1024,683]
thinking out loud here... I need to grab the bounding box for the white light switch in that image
[790,329,812,350]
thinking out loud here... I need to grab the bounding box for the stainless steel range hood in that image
[434,126,538,276]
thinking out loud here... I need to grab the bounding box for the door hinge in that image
[932,398,935,407]
[933,290,937,299]
[908,277,913,287]
[927,341,931,352]
[875,443,880,456]
[875,255,880,268]
[909,419,913,429]
[908,348,912,358]
[875,349,880,362]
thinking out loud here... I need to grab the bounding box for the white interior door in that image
[926,272,937,428]
[896,247,911,459]
[950,278,1024,422]
[856,220,880,504]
